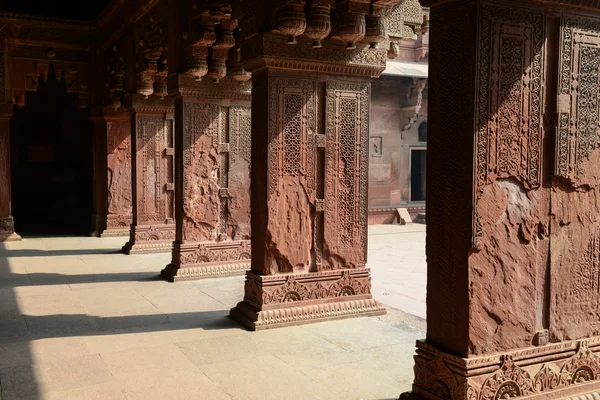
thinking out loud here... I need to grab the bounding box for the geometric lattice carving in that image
[557,15,600,183]
[386,0,424,39]
[268,77,317,208]
[473,4,544,249]
[325,81,370,267]
[230,106,251,165]
[137,114,171,223]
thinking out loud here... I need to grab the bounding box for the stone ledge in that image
[122,240,173,255]
[161,261,250,282]
[100,228,130,238]
[230,298,386,331]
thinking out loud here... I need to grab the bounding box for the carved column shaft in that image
[122,95,176,254]
[103,109,133,237]
[404,1,600,399]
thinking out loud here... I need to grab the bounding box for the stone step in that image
[413,213,426,224]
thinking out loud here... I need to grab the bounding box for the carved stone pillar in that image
[122,95,175,254]
[0,103,19,242]
[402,1,600,399]
[103,108,133,237]
[161,75,252,281]
[229,32,386,330]
[90,106,109,236]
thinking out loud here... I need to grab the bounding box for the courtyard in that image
[0,224,426,400]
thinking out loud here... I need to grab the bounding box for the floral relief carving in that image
[556,15,600,183]
[472,4,544,249]
[248,270,372,305]
[479,356,533,400]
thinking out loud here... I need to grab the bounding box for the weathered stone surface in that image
[266,177,314,274]
[162,90,251,281]
[469,179,539,355]
[182,132,220,243]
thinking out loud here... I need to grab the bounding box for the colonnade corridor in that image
[2,0,600,399]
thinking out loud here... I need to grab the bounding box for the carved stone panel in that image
[181,100,221,243]
[266,77,318,274]
[473,4,544,249]
[550,13,600,344]
[123,108,175,254]
[104,115,132,236]
[227,106,252,240]
[162,98,251,281]
[324,81,370,269]
[556,15,600,184]
[136,114,174,225]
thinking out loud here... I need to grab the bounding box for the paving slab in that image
[0,225,426,400]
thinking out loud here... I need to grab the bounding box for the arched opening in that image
[10,64,93,235]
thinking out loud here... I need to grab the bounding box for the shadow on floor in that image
[0,240,245,400]
[2,248,125,257]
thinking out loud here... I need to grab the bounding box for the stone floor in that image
[0,224,426,400]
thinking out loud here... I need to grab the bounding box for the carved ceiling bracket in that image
[136,16,167,99]
[107,44,126,109]
[183,1,243,84]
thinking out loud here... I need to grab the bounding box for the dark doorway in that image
[10,64,93,235]
[410,149,426,202]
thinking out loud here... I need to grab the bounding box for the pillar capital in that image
[242,32,388,77]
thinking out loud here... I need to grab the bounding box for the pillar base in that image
[161,240,251,281]
[405,337,600,400]
[121,224,175,254]
[0,217,21,242]
[230,269,386,330]
[101,214,133,237]
[0,232,21,242]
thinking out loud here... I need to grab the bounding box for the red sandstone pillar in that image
[160,78,252,280]
[230,23,388,329]
[102,109,133,237]
[161,3,253,281]
[402,1,600,399]
[121,95,176,254]
[0,103,19,242]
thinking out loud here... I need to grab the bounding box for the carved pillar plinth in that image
[230,33,386,329]
[231,270,385,330]
[0,216,20,242]
[161,75,252,281]
[403,0,600,399]
[0,104,20,242]
[404,339,600,400]
[122,95,176,254]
